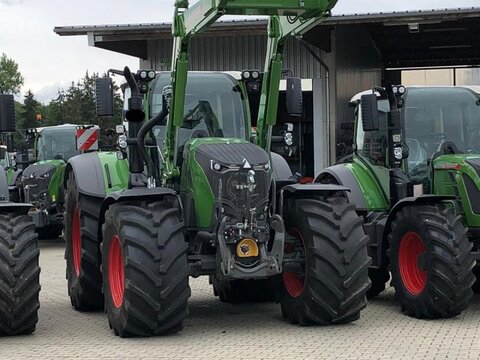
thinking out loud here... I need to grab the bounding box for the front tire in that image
[0,214,40,335]
[102,201,191,337]
[278,197,371,325]
[64,171,103,310]
[389,204,475,318]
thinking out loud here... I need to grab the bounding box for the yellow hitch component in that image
[236,238,259,258]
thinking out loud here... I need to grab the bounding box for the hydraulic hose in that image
[136,107,168,180]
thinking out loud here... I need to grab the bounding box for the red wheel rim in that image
[283,228,306,298]
[72,207,81,277]
[398,231,427,295]
[109,235,125,309]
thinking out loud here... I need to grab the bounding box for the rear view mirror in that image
[95,77,115,117]
[0,94,16,132]
[286,77,303,117]
[360,94,380,132]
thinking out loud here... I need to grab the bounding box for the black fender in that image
[315,164,367,211]
[99,187,181,229]
[271,152,292,180]
[0,202,32,215]
[385,195,455,236]
[278,183,350,215]
[64,153,106,198]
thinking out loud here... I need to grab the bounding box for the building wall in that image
[326,24,383,161]
[402,69,480,86]
[141,35,324,79]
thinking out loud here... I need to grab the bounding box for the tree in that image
[20,90,41,130]
[0,53,24,94]
[45,71,123,130]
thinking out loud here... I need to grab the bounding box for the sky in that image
[1,0,479,104]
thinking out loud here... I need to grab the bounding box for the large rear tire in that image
[278,197,371,325]
[0,214,40,335]
[102,201,191,337]
[389,204,475,318]
[64,171,103,310]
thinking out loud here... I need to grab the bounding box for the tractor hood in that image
[189,138,270,169]
[22,162,58,179]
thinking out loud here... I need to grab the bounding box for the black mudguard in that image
[99,187,181,225]
[64,153,106,198]
[278,183,350,215]
[315,164,367,211]
[385,195,455,232]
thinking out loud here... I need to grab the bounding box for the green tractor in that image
[317,84,479,318]
[63,0,371,337]
[17,124,99,238]
[0,94,41,335]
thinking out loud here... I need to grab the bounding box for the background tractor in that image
[15,124,99,238]
[0,94,41,335]
[317,84,479,319]
[63,0,371,338]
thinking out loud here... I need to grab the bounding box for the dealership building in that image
[55,7,480,177]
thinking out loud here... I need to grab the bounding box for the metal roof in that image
[54,7,480,36]
[53,7,480,69]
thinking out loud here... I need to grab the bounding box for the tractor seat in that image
[438,141,460,155]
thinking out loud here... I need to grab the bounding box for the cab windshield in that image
[37,127,80,161]
[150,73,247,146]
[404,87,480,163]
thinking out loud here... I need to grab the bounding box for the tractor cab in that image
[352,86,480,198]
[149,72,249,150]
[34,125,81,162]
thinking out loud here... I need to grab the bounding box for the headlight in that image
[211,161,222,171]
[148,70,156,79]
[139,70,148,79]
[118,135,128,149]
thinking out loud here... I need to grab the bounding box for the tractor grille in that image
[22,164,56,208]
[194,142,271,222]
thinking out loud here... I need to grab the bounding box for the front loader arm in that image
[163,0,337,183]
[256,3,337,150]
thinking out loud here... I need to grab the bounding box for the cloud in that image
[0,0,29,4]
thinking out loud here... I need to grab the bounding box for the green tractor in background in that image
[317,84,480,318]
[0,94,41,335]
[62,0,371,338]
[16,124,99,238]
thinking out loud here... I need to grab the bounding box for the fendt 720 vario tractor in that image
[17,124,99,238]
[317,84,480,319]
[63,0,371,337]
[0,94,41,335]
